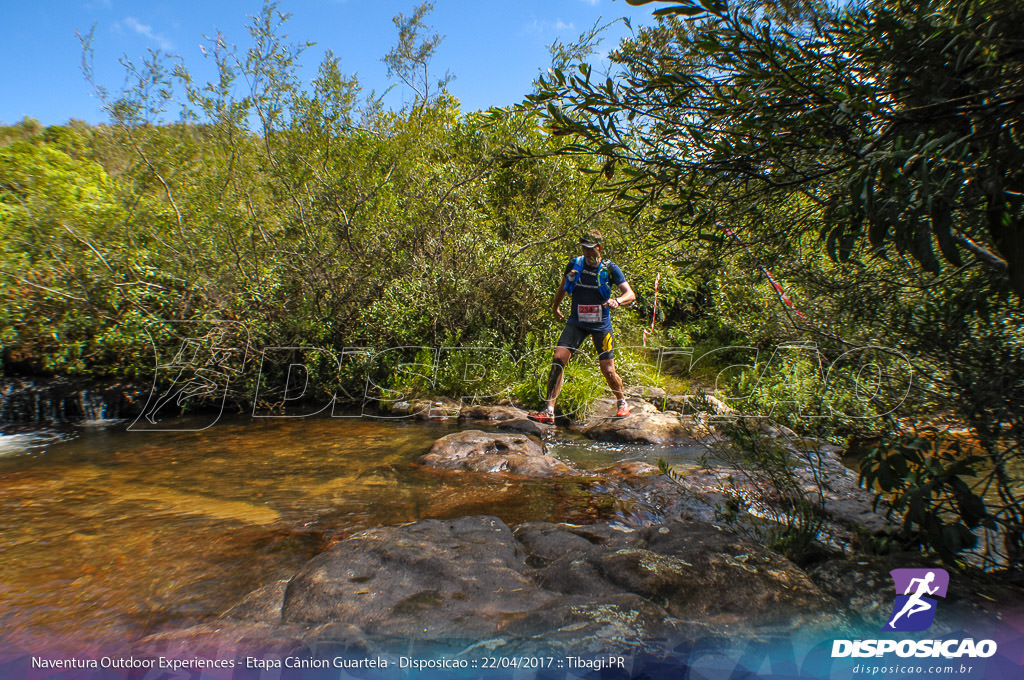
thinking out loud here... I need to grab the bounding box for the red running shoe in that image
[615,403,631,418]
[527,410,555,424]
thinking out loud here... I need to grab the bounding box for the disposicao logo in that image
[883,568,949,632]
[831,567,998,659]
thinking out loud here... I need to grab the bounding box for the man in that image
[528,231,636,424]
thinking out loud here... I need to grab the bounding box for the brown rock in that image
[152,515,851,656]
[417,429,573,477]
[625,385,668,404]
[597,522,836,627]
[280,516,557,639]
[459,404,530,422]
[222,580,289,621]
[459,404,552,436]
[389,398,461,420]
[598,461,660,478]
[575,399,712,445]
[494,418,549,437]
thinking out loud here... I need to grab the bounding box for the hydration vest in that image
[563,256,611,300]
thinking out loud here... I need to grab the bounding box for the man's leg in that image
[599,358,625,403]
[595,330,629,417]
[545,347,573,410]
[529,326,582,423]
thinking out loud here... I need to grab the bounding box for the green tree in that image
[47,0,648,405]
[382,1,453,106]
[532,0,1024,298]
[0,137,166,376]
[517,0,1024,567]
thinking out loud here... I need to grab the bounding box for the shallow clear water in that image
[0,417,706,653]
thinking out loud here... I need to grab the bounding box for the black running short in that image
[557,324,614,361]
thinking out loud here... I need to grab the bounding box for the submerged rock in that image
[137,620,307,659]
[417,429,572,477]
[598,461,660,478]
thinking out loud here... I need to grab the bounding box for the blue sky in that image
[0,0,662,126]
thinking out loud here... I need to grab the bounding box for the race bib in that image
[577,304,602,324]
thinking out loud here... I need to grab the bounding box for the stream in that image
[0,416,705,654]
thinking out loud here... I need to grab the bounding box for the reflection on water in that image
[0,417,705,653]
[0,430,71,457]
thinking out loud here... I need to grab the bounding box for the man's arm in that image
[605,281,636,309]
[552,276,568,320]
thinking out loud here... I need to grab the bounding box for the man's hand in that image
[606,282,635,309]
[553,306,566,321]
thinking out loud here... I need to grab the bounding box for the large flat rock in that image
[459,404,551,436]
[574,399,713,445]
[458,404,530,422]
[516,520,837,629]
[280,516,555,639]
[417,429,573,477]
[152,515,845,656]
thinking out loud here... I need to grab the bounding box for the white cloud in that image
[527,18,576,34]
[579,0,600,5]
[124,16,174,50]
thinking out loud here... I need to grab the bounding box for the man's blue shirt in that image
[564,259,626,332]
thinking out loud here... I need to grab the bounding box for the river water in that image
[0,417,704,654]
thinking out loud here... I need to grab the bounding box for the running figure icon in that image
[882,568,949,632]
[887,572,939,629]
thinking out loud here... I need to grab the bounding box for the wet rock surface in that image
[516,520,839,629]
[388,398,462,420]
[574,399,713,445]
[788,444,893,535]
[597,461,661,478]
[156,515,844,656]
[807,555,1024,635]
[280,516,554,638]
[0,377,146,425]
[459,403,551,436]
[458,404,529,422]
[417,430,573,477]
[620,445,895,546]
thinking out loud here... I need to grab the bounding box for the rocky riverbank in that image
[140,513,1022,662]
[128,393,965,660]
[141,514,842,658]
[17,386,1016,662]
